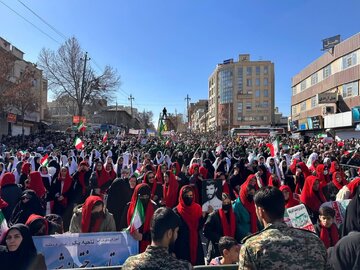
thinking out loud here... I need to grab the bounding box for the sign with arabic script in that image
[33,231,138,269]
[284,204,315,232]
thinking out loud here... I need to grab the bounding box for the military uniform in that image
[122,245,192,270]
[238,222,333,270]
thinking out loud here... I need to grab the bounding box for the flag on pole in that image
[102,131,108,143]
[74,137,84,150]
[40,154,49,167]
[0,210,8,240]
[77,121,86,132]
[127,198,145,233]
[158,119,164,137]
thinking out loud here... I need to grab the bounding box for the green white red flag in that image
[74,137,84,150]
[40,154,49,167]
[0,210,8,240]
[127,198,145,233]
[102,131,108,143]
[77,121,86,132]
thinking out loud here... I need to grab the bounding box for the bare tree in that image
[4,67,39,140]
[38,37,120,116]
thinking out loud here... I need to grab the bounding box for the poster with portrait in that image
[33,231,138,269]
[202,179,223,212]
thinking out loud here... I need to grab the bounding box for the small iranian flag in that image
[133,169,141,178]
[266,137,279,157]
[40,154,49,167]
[77,121,86,132]
[102,131,108,143]
[0,210,8,240]
[74,137,84,150]
[127,198,145,233]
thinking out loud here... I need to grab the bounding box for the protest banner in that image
[33,231,138,269]
[285,204,315,232]
[202,179,222,212]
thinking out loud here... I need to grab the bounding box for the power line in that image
[17,0,67,40]
[0,0,61,45]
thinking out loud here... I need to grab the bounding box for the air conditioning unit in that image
[322,105,336,116]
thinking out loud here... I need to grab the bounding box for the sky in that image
[0,0,359,126]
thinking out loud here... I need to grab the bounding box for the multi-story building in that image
[208,54,275,133]
[0,37,48,136]
[290,33,360,139]
[189,100,208,131]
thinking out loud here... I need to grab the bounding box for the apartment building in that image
[290,33,360,139]
[208,54,275,133]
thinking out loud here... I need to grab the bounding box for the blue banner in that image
[33,231,138,269]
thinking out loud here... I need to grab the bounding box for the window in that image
[264,78,268,86]
[300,80,306,91]
[246,102,252,110]
[255,102,261,108]
[342,81,359,98]
[247,90,253,95]
[311,73,318,85]
[323,65,331,79]
[262,101,269,108]
[237,102,243,113]
[256,66,260,75]
[342,52,357,70]
[255,90,260,97]
[246,67,252,76]
[311,96,317,108]
[246,79,252,87]
[292,105,297,116]
[263,89,269,97]
[300,101,306,111]
[264,66,269,75]
[255,78,260,86]
[292,86,297,96]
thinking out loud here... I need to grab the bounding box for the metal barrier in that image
[63,265,238,270]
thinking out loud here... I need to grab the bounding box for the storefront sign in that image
[352,106,360,123]
[7,113,17,123]
[318,92,337,104]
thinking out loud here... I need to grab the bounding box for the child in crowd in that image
[315,206,340,249]
[209,236,240,265]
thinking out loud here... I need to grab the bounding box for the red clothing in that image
[279,185,299,208]
[25,214,49,235]
[219,208,236,237]
[155,164,167,184]
[239,174,258,234]
[0,172,15,188]
[81,195,103,233]
[347,177,360,198]
[162,171,179,208]
[319,223,339,248]
[57,169,73,207]
[176,185,202,265]
[28,171,46,198]
[316,164,330,185]
[332,172,347,190]
[300,176,326,213]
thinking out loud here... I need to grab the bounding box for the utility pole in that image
[128,94,135,117]
[185,94,191,129]
[115,100,118,126]
[80,52,90,116]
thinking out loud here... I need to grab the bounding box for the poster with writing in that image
[33,231,138,269]
[285,204,315,232]
[202,179,222,212]
[320,200,351,227]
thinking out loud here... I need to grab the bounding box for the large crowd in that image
[0,130,360,269]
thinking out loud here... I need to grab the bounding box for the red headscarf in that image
[25,214,49,235]
[316,164,330,185]
[21,162,31,175]
[239,174,258,234]
[28,171,46,198]
[268,175,281,188]
[309,160,319,173]
[0,198,8,209]
[127,183,154,252]
[289,159,299,174]
[329,161,346,179]
[176,185,202,265]
[96,165,111,188]
[218,199,236,237]
[332,171,347,190]
[78,161,89,195]
[199,166,208,179]
[143,171,157,200]
[81,195,104,233]
[319,223,339,248]
[189,163,200,176]
[0,172,15,188]
[162,171,179,208]
[57,168,73,207]
[347,177,360,198]
[155,164,167,184]
[300,176,326,213]
[171,162,181,176]
[297,162,311,179]
[279,185,299,208]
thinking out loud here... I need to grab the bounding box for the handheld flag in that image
[74,137,84,150]
[127,198,145,233]
[77,121,86,132]
[40,154,49,167]
[102,131,108,143]
[0,210,8,240]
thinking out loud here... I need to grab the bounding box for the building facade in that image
[208,54,275,133]
[189,100,208,131]
[290,33,360,139]
[0,37,48,136]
